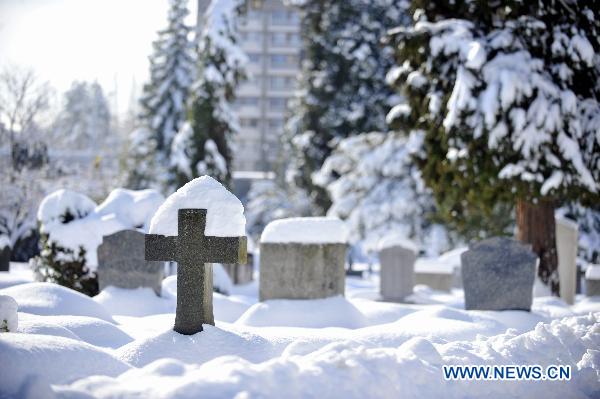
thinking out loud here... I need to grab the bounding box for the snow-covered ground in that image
[0,262,599,398]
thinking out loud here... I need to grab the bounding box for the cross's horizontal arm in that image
[145,234,177,262]
[205,236,247,264]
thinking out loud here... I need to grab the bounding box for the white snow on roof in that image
[149,176,245,237]
[260,217,348,244]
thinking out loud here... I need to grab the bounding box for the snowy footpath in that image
[0,263,599,399]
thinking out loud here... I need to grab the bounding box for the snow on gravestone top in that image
[149,176,245,237]
[37,189,97,226]
[377,233,419,253]
[586,265,600,281]
[260,217,348,244]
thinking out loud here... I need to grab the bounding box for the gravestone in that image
[556,218,578,305]
[222,236,255,285]
[259,218,347,301]
[146,208,246,335]
[0,242,10,272]
[379,245,416,302]
[414,271,454,291]
[461,237,537,311]
[97,230,163,295]
[585,265,600,297]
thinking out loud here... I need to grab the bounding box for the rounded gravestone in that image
[585,265,600,297]
[259,218,348,301]
[461,237,538,311]
[378,236,417,302]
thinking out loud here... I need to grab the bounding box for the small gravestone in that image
[97,230,163,295]
[222,236,255,285]
[146,209,246,335]
[0,242,10,272]
[0,295,18,332]
[585,265,600,297]
[556,218,578,305]
[378,237,417,302]
[461,237,537,311]
[259,217,347,301]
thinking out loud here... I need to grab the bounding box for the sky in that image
[0,0,198,115]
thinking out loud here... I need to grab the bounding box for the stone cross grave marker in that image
[145,208,246,335]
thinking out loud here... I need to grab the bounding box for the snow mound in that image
[37,189,97,226]
[58,314,600,398]
[149,176,245,237]
[95,188,165,231]
[0,333,130,398]
[94,286,175,317]
[116,325,277,367]
[236,296,367,328]
[0,283,114,322]
[22,314,133,349]
[162,275,249,322]
[260,217,348,244]
[0,294,18,332]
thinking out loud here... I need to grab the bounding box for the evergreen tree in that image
[139,0,195,184]
[387,0,600,294]
[285,0,410,213]
[53,81,111,150]
[125,126,161,190]
[170,0,246,189]
[314,131,452,255]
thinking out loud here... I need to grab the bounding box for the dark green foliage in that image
[286,0,410,213]
[32,234,99,297]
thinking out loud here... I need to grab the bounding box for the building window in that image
[270,10,298,26]
[268,118,284,129]
[269,76,295,90]
[268,98,288,110]
[270,54,299,69]
[247,53,262,64]
[234,97,260,107]
[241,31,263,44]
[240,118,259,128]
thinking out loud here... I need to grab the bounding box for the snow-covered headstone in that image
[585,265,600,297]
[145,176,247,335]
[0,236,10,272]
[259,217,347,301]
[97,230,164,296]
[378,236,417,302]
[0,295,18,332]
[461,237,537,311]
[556,218,578,305]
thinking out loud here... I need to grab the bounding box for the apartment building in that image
[198,0,302,172]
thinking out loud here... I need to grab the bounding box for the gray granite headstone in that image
[379,245,416,301]
[222,252,254,285]
[259,242,346,301]
[97,230,163,295]
[585,266,600,297]
[461,237,538,311]
[146,209,247,335]
[0,245,10,272]
[556,218,578,305]
[414,271,454,291]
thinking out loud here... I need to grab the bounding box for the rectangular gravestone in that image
[0,245,10,272]
[97,230,163,295]
[585,265,600,297]
[379,245,416,302]
[556,218,578,305]
[222,252,254,285]
[146,209,246,335]
[461,237,538,311]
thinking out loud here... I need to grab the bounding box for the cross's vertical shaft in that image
[175,209,213,334]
